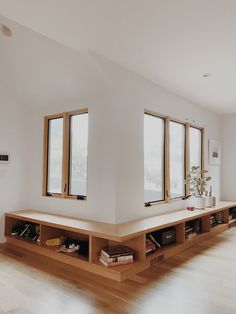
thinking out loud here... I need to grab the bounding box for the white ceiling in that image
[0,0,236,114]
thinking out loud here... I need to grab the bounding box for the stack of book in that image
[145,238,156,255]
[185,219,201,240]
[99,245,135,267]
[185,225,196,240]
[145,233,161,255]
[210,215,218,227]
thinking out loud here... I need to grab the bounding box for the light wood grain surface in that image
[1,226,236,314]
[6,201,236,241]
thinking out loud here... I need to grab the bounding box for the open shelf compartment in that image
[145,223,185,260]
[40,225,90,262]
[210,209,228,229]
[5,216,40,246]
[90,234,145,267]
[4,202,236,281]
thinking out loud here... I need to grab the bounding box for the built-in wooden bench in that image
[4,201,236,281]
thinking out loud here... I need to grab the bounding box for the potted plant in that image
[186,166,211,209]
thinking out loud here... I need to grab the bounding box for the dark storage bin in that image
[152,227,176,246]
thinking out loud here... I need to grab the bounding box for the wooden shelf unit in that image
[4,201,236,281]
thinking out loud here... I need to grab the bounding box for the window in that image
[144,110,203,205]
[47,118,63,194]
[69,113,88,196]
[43,109,88,199]
[144,113,165,203]
[189,127,202,169]
[169,121,185,199]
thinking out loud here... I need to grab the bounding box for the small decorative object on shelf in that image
[186,166,211,209]
[99,245,135,267]
[186,206,195,211]
[205,185,214,208]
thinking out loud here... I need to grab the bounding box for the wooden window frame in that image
[144,109,204,205]
[43,108,88,200]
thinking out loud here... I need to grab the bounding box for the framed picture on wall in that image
[209,139,221,165]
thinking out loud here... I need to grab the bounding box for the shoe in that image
[11,224,24,236]
[57,244,80,253]
[46,236,66,246]
[57,239,80,253]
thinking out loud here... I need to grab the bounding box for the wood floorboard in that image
[0,227,236,313]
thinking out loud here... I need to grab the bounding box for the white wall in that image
[0,15,118,226]
[27,97,117,224]
[93,55,222,223]
[0,84,29,242]
[25,55,222,225]
[0,46,222,240]
[221,115,236,201]
[0,16,224,244]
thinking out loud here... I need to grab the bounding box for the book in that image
[145,238,156,254]
[100,252,133,263]
[99,257,134,267]
[100,246,135,259]
[147,234,161,249]
[146,248,156,254]
[186,232,197,240]
[193,219,201,233]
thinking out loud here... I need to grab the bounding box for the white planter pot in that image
[194,197,206,209]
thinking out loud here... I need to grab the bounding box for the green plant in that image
[186,166,211,197]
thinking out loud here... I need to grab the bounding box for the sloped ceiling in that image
[0,0,236,113]
[0,15,111,108]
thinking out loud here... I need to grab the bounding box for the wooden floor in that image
[0,228,236,314]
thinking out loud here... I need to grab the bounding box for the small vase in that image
[205,196,213,208]
[194,197,206,209]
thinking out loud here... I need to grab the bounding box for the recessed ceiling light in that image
[1,24,12,37]
[203,73,211,78]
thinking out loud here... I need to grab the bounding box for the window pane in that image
[69,113,88,196]
[47,118,63,194]
[189,127,202,169]
[144,114,165,203]
[170,121,185,199]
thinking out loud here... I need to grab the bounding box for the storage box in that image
[153,227,176,246]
